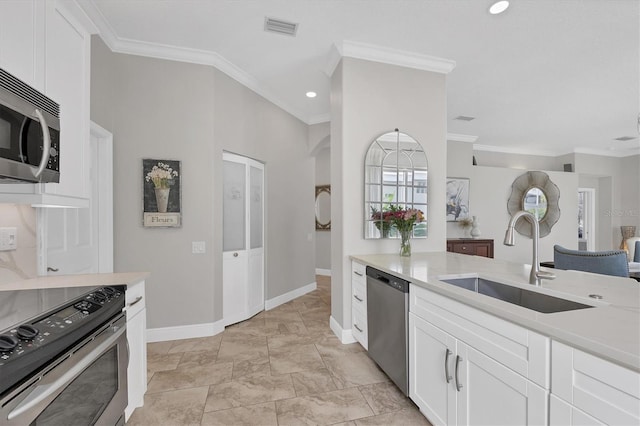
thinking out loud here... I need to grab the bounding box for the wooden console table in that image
[446,238,494,258]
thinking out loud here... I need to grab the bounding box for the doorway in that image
[578,188,596,251]
[222,152,265,326]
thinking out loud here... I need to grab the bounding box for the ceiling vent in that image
[614,136,637,141]
[454,115,476,121]
[264,17,298,36]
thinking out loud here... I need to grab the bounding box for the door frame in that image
[578,187,596,251]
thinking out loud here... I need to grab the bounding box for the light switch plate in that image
[0,227,17,251]
[192,241,206,254]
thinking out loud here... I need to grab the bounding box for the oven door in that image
[0,315,129,426]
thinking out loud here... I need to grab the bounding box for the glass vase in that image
[399,229,412,257]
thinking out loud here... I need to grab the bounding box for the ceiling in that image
[78,0,639,157]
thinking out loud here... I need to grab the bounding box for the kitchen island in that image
[350,252,639,425]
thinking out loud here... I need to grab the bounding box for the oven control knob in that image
[17,325,39,341]
[102,287,116,297]
[0,334,18,352]
[92,291,107,303]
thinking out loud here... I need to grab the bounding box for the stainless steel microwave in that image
[0,68,60,183]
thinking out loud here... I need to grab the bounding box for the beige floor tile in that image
[291,368,338,396]
[275,388,374,425]
[232,356,271,379]
[358,382,414,415]
[269,344,325,375]
[268,333,325,354]
[264,309,304,323]
[201,401,278,426]
[204,373,296,412]
[315,335,365,358]
[177,349,218,369]
[168,335,222,354]
[126,386,208,426]
[147,351,183,374]
[217,335,269,362]
[147,341,174,355]
[146,361,233,393]
[354,408,432,425]
[323,352,389,388]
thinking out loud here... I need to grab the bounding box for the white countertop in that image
[351,252,640,372]
[0,272,150,292]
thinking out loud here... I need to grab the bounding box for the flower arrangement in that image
[145,162,178,189]
[370,206,394,237]
[386,205,425,234]
[457,217,473,229]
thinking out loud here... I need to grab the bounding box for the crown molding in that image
[447,133,478,143]
[308,113,331,125]
[474,144,558,157]
[572,147,640,158]
[78,0,309,125]
[324,44,343,77]
[333,40,457,75]
[474,143,640,158]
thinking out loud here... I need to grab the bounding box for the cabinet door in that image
[409,313,457,426]
[456,343,548,426]
[125,281,147,420]
[550,395,604,426]
[42,1,90,201]
[0,0,43,89]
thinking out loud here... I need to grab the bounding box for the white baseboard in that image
[265,281,316,310]
[330,315,357,344]
[146,320,225,343]
[315,268,332,276]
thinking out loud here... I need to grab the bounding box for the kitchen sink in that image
[438,275,594,313]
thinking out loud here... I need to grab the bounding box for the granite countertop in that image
[0,272,150,292]
[351,252,640,372]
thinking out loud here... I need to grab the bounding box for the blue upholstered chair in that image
[553,245,629,277]
[634,241,640,263]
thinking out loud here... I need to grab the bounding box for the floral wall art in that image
[143,159,181,227]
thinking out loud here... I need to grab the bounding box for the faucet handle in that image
[536,270,556,281]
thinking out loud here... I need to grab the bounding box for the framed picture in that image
[446,177,470,222]
[143,159,181,227]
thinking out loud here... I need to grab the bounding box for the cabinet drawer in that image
[551,341,640,425]
[125,280,146,319]
[352,260,366,284]
[352,279,367,311]
[410,284,549,388]
[352,304,367,349]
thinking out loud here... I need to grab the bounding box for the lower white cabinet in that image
[125,280,147,420]
[550,341,640,426]
[409,284,549,426]
[409,312,548,426]
[351,260,367,349]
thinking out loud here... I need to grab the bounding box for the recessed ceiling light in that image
[306,91,317,98]
[489,1,510,15]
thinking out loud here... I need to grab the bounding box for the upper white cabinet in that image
[0,0,91,207]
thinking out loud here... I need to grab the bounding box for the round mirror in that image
[523,187,547,220]
[315,185,331,230]
[507,171,560,238]
[364,129,428,239]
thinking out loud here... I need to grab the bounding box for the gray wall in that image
[331,57,447,329]
[473,150,562,171]
[91,37,315,330]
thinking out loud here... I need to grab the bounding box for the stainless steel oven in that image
[0,286,127,426]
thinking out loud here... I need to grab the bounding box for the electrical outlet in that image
[0,227,17,251]
[192,241,206,254]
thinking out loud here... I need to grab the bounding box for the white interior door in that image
[222,152,264,326]
[39,123,113,275]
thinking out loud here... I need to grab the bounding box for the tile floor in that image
[127,276,431,426]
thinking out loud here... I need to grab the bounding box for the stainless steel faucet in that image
[503,210,556,286]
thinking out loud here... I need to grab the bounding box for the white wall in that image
[331,57,448,329]
[91,37,315,331]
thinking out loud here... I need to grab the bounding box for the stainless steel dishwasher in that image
[366,266,410,396]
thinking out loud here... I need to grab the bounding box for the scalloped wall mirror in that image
[507,171,560,238]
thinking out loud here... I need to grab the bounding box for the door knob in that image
[233,253,238,257]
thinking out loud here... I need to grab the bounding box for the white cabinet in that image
[550,341,640,426]
[125,280,147,420]
[351,260,367,349]
[409,284,549,426]
[0,0,90,207]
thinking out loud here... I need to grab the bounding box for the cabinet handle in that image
[127,296,143,308]
[354,295,363,302]
[33,109,51,178]
[455,355,463,391]
[444,349,452,383]
[354,271,363,277]
[354,324,363,333]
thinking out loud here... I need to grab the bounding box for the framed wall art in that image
[143,159,181,227]
[446,177,470,222]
